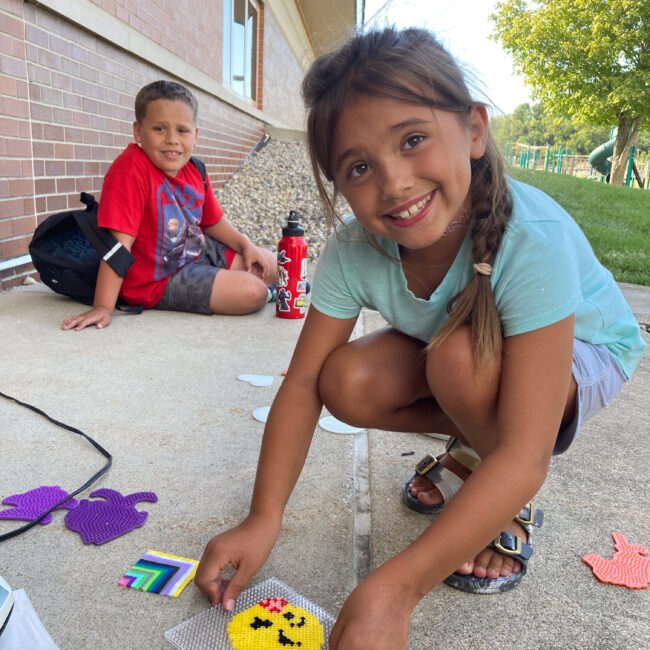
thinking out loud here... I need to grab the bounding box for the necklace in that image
[442,212,468,237]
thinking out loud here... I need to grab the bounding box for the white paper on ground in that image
[318,415,365,435]
[252,406,271,423]
[0,589,59,650]
[237,374,273,387]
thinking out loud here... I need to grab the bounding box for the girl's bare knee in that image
[319,347,376,424]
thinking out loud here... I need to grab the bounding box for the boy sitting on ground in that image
[62,80,276,331]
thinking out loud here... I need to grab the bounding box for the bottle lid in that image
[282,210,304,236]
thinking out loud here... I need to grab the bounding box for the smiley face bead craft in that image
[227,597,324,650]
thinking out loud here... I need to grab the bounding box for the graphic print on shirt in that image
[155,179,205,279]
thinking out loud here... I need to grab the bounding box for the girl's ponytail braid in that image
[428,136,512,370]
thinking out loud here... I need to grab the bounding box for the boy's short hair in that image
[135,80,199,124]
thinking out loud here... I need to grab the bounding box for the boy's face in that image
[133,99,197,177]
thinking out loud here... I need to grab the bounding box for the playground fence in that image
[504,142,650,189]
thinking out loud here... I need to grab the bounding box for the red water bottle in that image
[276,210,308,319]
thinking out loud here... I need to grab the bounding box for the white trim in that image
[34,0,304,129]
[102,243,122,262]
[0,255,32,272]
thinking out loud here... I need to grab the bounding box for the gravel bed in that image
[215,137,348,261]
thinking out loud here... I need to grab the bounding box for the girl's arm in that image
[330,315,575,650]
[195,306,358,608]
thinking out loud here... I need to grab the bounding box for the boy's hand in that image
[195,514,280,610]
[329,566,417,650]
[241,243,270,280]
[61,307,112,331]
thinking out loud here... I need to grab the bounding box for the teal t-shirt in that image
[311,178,645,378]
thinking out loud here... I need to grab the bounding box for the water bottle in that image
[276,210,308,319]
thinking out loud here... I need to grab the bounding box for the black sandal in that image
[443,502,544,594]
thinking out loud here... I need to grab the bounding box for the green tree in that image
[491,0,650,185]
[490,102,613,155]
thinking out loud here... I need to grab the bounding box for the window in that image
[223,0,260,101]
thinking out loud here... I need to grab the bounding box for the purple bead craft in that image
[65,488,158,544]
[0,485,78,524]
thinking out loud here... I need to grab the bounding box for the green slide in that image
[588,137,616,177]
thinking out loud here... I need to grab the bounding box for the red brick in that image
[0,117,20,137]
[0,197,23,218]
[46,195,67,211]
[0,74,17,96]
[0,159,22,177]
[32,141,54,157]
[0,180,9,198]
[25,23,49,48]
[64,127,84,143]
[2,96,29,119]
[5,138,32,156]
[66,161,84,175]
[49,34,70,56]
[12,215,37,236]
[54,143,75,158]
[84,129,100,144]
[9,179,34,197]
[43,124,65,141]
[44,160,65,176]
[2,237,30,258]
[0,56,27,79]
[0,218,11,237]
[53,108,73,126]
[30,103,53,122]
[74,144,92,159]
[57,178,76,193]
[35,178,56,194]
[0,14,24,39]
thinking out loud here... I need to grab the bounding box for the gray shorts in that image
[155,237,233,315]
[554,339,628,454]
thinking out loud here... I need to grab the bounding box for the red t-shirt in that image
[97,143,223,307]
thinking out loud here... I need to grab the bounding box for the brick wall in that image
[0,1,272,290]
[262,11,307,130]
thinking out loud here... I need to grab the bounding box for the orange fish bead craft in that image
[582,532,650,589]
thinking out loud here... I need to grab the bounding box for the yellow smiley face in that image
[227,597,323,650]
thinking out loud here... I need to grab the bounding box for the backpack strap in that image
[189,156,207,192]
[74,192,134,278]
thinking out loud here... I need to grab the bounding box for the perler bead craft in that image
[0,485,78,524]
[118,550,199,597]
[227,597,324,650]
[583,531,650,589]
[64,488,157,544]
[165,578,335,650]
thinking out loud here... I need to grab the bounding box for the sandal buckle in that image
[493,533,522,557]
[415,454,438,476]
[515,502,536,527]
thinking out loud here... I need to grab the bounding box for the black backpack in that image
[28,157,207,308]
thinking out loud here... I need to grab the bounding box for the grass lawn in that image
[508,167,649,286]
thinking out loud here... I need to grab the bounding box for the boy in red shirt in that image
[62,80,276,331]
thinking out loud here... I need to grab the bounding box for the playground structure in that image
[505,139,650,188]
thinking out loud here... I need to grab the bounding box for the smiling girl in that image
[195,28,645,649]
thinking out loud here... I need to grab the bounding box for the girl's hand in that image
[329,568,417,650]
[194,514,280,610]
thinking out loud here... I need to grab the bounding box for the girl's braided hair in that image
[302,27,512,369]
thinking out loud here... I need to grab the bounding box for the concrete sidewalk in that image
[0,283,648,650]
